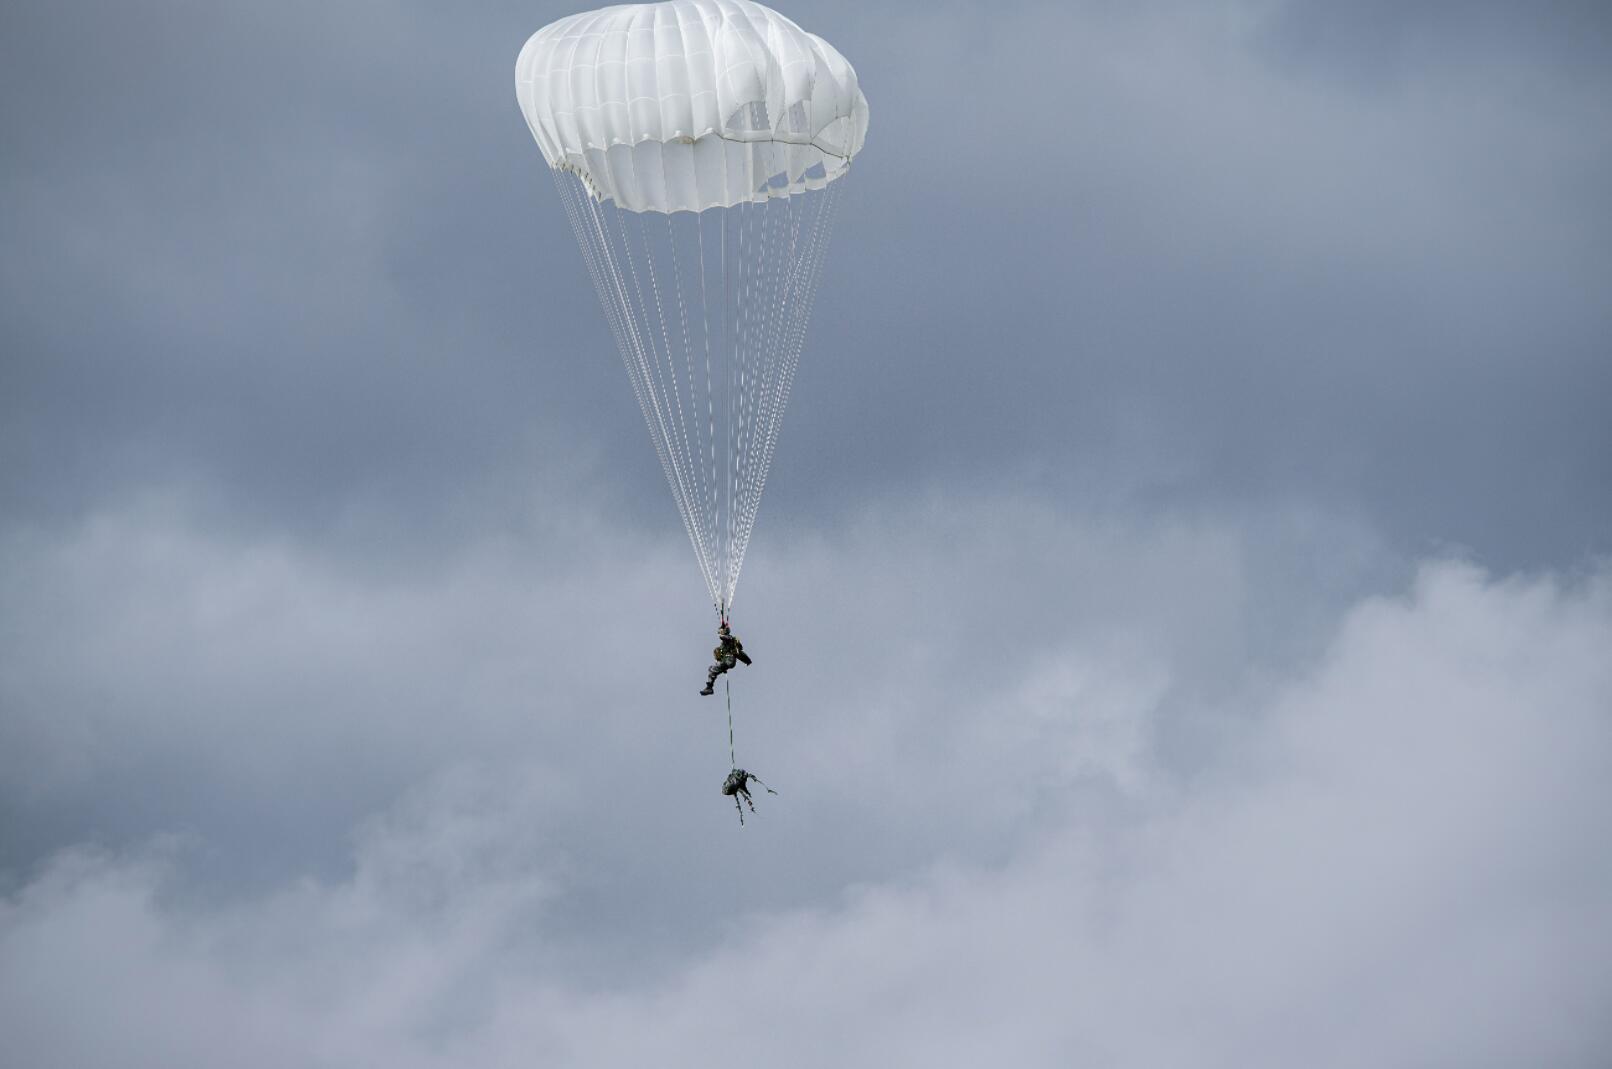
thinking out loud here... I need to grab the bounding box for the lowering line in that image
[720,662,775,826]
[726,676,736,767]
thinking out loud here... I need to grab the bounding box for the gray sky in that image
[3,2,1610,1066]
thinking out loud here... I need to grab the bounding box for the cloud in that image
[4,3,1610,1063]
[5,1,1611,565]
[3,489,1607,1066]
[0,487,1392,881]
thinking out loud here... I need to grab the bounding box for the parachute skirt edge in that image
[546,135,853,215]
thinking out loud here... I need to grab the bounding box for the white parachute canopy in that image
[516,0,869,614]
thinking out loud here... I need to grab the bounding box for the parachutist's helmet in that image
[718,621,731,634]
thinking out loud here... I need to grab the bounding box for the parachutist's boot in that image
[700,662,725,694]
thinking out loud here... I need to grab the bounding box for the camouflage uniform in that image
[722,768,775,824]
[699,623,752,695]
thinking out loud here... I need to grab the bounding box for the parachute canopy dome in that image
[516,0,869,213]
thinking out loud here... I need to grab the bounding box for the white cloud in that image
[3,492,1607,1067]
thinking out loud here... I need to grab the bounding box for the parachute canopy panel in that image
[516,0,869,213]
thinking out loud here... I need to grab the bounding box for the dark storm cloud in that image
[4,1,1610,567]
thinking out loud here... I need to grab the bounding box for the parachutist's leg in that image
[734,795,745,825]
[702,660,727,695]
[740,787,756,812]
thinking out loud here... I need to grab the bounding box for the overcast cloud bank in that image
[3,492,1609,1067]
[5,0,1611,1063]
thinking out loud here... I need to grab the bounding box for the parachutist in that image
[699,620,752,695]
[722,768,776,825]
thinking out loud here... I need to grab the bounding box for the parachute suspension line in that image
[564,171,720,606]
[552,173,627,376]
[726,182,843,591]
[787,186,839,400]
[606,196,715,601]
[727,184,780,608]
[667,210,715,601]
[634,205,713,600]
[555,174,636,395]
[750,186,833,547]
[730,188,785,589]
[753,191,802,453]
[726,199,744,608]
[725,201,738,615]
[758,189,814,489]
[551,167,849,616]
[731,217,767,591]
[735,194,756,607]
[726,195,753,609]
[731,195,754,606]
[664,209,715,586]
[557,174,685,565]
[733,186,805,571]
[696,206,719,612]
